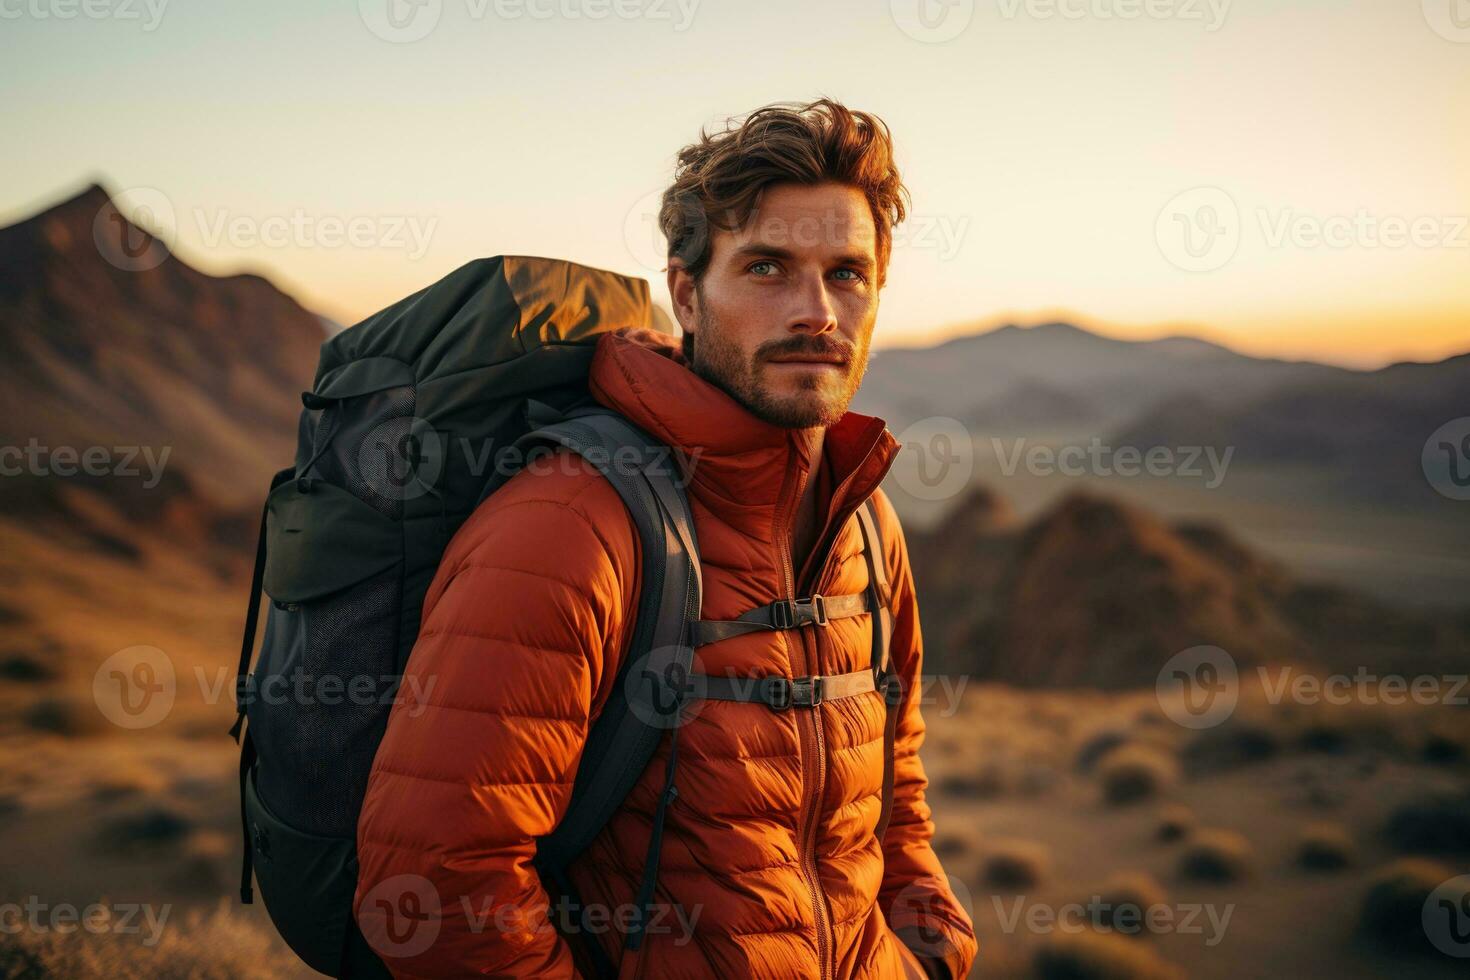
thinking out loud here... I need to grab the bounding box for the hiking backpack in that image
[230,255,902,979]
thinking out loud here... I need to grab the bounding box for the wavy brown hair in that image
[660,98,909,287]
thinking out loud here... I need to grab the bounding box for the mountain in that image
[0,183,324,560]
[1112,353,1470,501]
[854,321,1348,435]
[909,488,1470,688]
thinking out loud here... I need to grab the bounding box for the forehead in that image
[718,181,877,257]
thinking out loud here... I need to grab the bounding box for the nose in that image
[786,271,839,337]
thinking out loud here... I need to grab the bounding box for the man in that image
[354,98,978,979]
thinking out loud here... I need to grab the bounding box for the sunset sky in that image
[4,0,1467,367]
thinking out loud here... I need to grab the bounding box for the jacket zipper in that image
[774,447,834,980]
[779,428,895,980]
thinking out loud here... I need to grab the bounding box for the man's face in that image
[668,181,881,429]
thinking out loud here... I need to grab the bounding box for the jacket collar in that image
[587,331,899,535]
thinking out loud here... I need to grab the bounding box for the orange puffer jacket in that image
[354,331,977,980]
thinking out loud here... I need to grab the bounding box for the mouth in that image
[766,355,848,368]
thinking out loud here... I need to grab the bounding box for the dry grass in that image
[0,900,306,980]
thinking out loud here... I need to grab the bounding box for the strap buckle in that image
[773,594,829,630]
[762,675,824,710]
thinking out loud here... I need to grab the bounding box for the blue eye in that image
[833,268,866,283]
[749,261,778,276]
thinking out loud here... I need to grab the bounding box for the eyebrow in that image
[728,242,876,270]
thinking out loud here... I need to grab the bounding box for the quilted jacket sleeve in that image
[872,490,979,980]
[354,455,640,979]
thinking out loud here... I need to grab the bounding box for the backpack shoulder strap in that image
[855,498,902,845]
[488,406,701,976]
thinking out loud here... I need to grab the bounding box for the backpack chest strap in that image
[689,590,872,647]
[686,667,885,710]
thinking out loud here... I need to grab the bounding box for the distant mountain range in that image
[908,487,1470,688]
[853,321,1351,434]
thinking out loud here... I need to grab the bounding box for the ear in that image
[666,258,698,334]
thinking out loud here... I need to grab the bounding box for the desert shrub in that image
[1180,720,1279,774]
[1155,805,1194,843]
[1297,722,1349,754]
[1074,729,1130,774]
[937,765,1008,800]
[23,695,111,737]
[1357,858,1456,955]
[97,806,192,853]
[1084,872,1169,936]
[1032,928,1184,980]
[1098,746,1178,806]
[983,838,1052,890]
[1384,789,1470,855]
[1178,829,1253,883]
[0,652,57,683]
[1421,732,1465,765]
[1296,822,1356,871]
